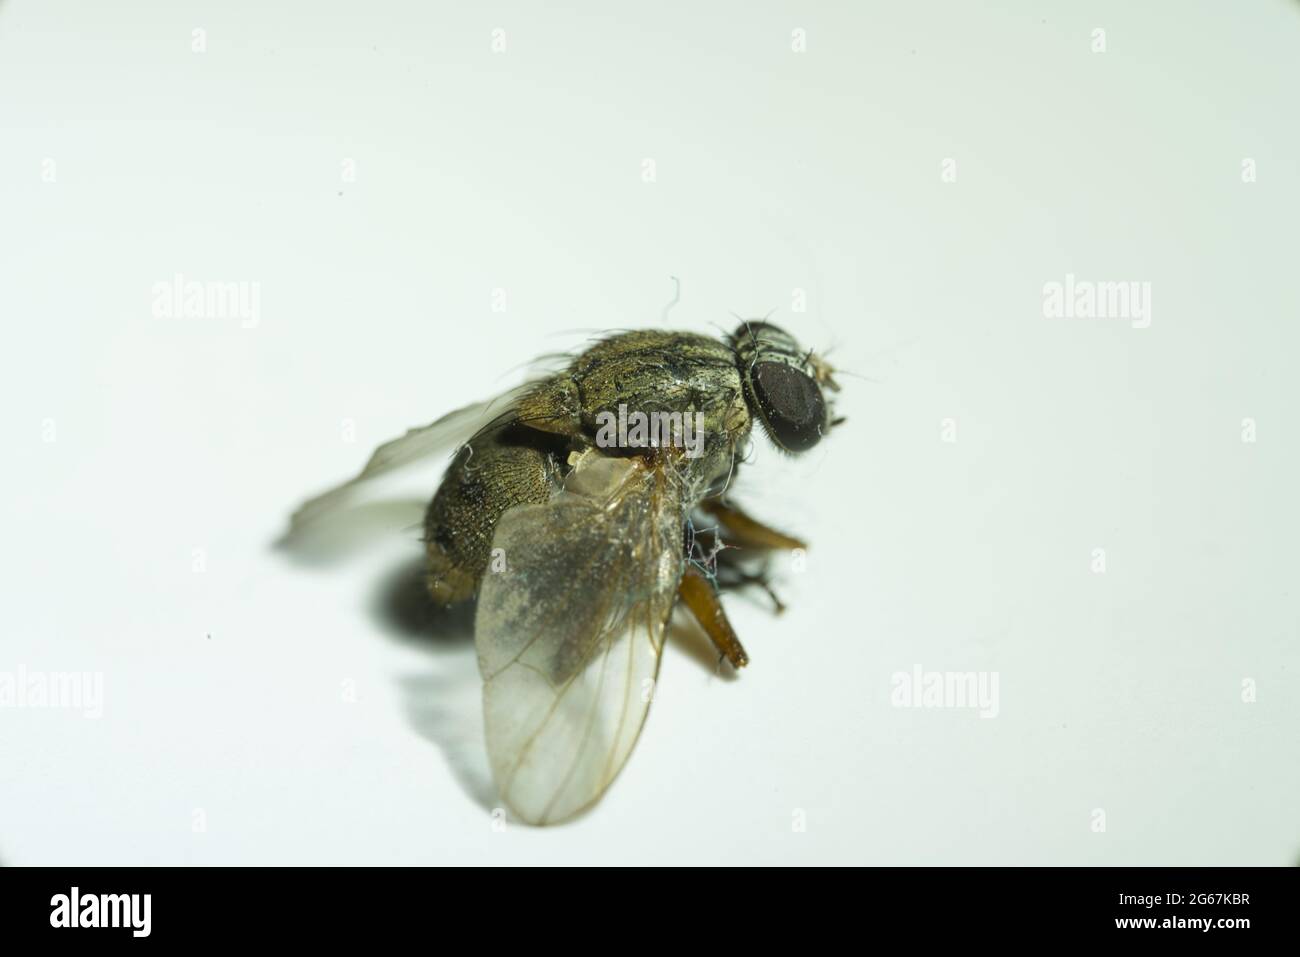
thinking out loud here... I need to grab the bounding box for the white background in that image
[2,1,1297,865]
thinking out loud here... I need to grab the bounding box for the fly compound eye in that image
[749,360,826,452]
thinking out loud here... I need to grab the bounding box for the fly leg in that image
[699,498,806,551]
[678,565,749,669]
[723,568,787,615]
[696,499,804,615]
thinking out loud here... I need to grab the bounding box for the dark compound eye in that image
[749,360,827,452]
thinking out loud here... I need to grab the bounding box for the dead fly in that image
[290,323,840,824]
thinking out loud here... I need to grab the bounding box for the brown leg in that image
[678,565,749,668]
[700,499,807,551]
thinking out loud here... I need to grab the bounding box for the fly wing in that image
[475,453,685,825]
[288,389,523,533]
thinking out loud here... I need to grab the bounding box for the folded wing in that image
[288,390,523,532]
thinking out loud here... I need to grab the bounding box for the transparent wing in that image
[475,453,685,825]
[288,389,523,533]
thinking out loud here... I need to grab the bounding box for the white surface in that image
[1,1,1297,865]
